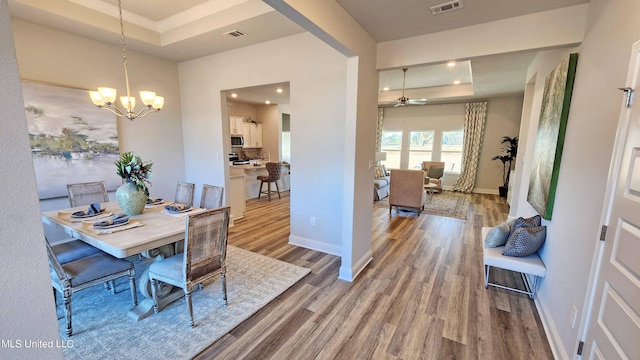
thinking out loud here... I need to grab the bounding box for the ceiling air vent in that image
[223,30,246,38]
[430,0,463,15]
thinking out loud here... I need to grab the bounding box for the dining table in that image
[42,200,207,320]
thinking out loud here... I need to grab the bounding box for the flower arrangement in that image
[115,151,153,196]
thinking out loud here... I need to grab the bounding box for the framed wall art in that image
[527,53,579,220]
[21,81,122,199]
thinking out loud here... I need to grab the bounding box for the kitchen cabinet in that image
[242,123,263,148]
[229,116,244,135]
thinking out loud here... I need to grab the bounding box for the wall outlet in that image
[310,217,316,227]
[570,305,578,329]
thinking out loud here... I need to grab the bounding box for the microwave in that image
[231,134,244,148]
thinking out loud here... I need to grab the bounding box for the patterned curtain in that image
[454,102,488,193]
[376,108,384,151]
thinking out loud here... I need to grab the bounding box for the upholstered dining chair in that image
[200,184,224,209]
[149,206,231,327]
[45,239,138,336]
[52,181,111,265]
[175,181,196,207]
[67,181,109,207]
[257,162,282,201]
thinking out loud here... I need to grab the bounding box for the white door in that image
[582,42,640,359]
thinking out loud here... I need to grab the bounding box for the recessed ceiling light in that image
[383,86,390,91]
[231,93,237,98]
[447,61,456,67]
[454,80,461,85]
[265,100,271,104]
[276,88,283,93]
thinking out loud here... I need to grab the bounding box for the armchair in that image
[373,164,390,201]
[422,161,445,193]
[389,169,427,215]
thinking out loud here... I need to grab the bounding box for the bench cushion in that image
[482,227,546,277]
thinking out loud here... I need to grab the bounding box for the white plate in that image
[71,209,106,218]
[93,219,130,229]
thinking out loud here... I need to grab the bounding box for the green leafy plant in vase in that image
[115,151,153,215]
[491,136,518,198]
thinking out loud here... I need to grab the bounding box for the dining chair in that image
[67,181,109,207]
[257,162,282,201]
[200,184,224,209]
[175,181,196,207]
[52,181,111,265]
[149,206,231,327]
[45,240,138,336]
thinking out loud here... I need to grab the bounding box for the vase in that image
[116,182,147,215]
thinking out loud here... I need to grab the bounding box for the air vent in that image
[430,0,463,15]
[223,30,246,38]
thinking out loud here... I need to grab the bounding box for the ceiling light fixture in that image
[231,93,238,98]
[447,61,456,67]
[383,86,390,91]
[454,80,461,85]
[265,100,271,104]
[276,88,283,93]
[89,0,164,121]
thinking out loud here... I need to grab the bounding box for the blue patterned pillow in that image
[484,219,516,248]
[507,215,542,238]
[503,226,546,257]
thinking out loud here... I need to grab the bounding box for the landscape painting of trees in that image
[22,81,121,199]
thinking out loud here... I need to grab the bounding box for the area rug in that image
[374,190,470,220]
[57,246,311,359]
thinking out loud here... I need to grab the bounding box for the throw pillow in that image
[381,164,388,177]
[507,215,542,238]
[503,226,547,257]
[374,165,384,178]
[428,166,444,179]
[484,218,517,248]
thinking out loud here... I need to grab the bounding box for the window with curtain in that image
[381,130,402,169]
[441,130,463,173]
[408,130,434,169]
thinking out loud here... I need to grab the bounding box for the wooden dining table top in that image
[42,201,205,258]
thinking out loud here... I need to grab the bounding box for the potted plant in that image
[115,151,153,215]
[492,136,518,197]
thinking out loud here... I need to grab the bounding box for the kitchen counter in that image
[229,164,290,199]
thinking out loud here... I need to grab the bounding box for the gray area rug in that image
[374,190,470,220]
[58,246,311,359]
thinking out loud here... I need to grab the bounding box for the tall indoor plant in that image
[115,151,153,215]
[492,136,518,197]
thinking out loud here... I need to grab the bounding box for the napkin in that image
[93,213,129,228]
[165,204,190,212]
[72,203,102,217]
[147,198,163,205]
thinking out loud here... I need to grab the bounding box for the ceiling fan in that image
[394,68,427,107]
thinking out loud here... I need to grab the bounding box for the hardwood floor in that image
[195,192,553,359]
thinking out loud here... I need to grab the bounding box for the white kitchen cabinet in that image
[242,123,263,148]
[229,116,244,135]
[229,174,245,220]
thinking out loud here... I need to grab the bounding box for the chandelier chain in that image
[118,0,131,103]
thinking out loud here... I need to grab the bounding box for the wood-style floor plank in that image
[194,192,554,360]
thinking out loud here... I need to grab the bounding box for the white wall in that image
[179,32,348,255]
[11,19,185,208]
[382,96,523,193]
[0,1,63,357]
[510,1,640,357]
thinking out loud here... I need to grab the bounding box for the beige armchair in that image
[422,161,445,193]
[389,169,427,215]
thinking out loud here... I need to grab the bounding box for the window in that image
[380,131,402,169]
[442,130,463,173]
[408,131,434,169]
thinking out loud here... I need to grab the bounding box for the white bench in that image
[482,227,546,299]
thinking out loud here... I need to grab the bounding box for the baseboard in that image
[288,235,341,256]
[338,250,373,282]
[535,296,570,360]
[471,188,500,195]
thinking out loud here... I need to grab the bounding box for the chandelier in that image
[89,0,164,120]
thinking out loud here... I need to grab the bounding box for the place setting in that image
[57,203,113,223]
[77,212,144,235]
[145,197,166,208]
